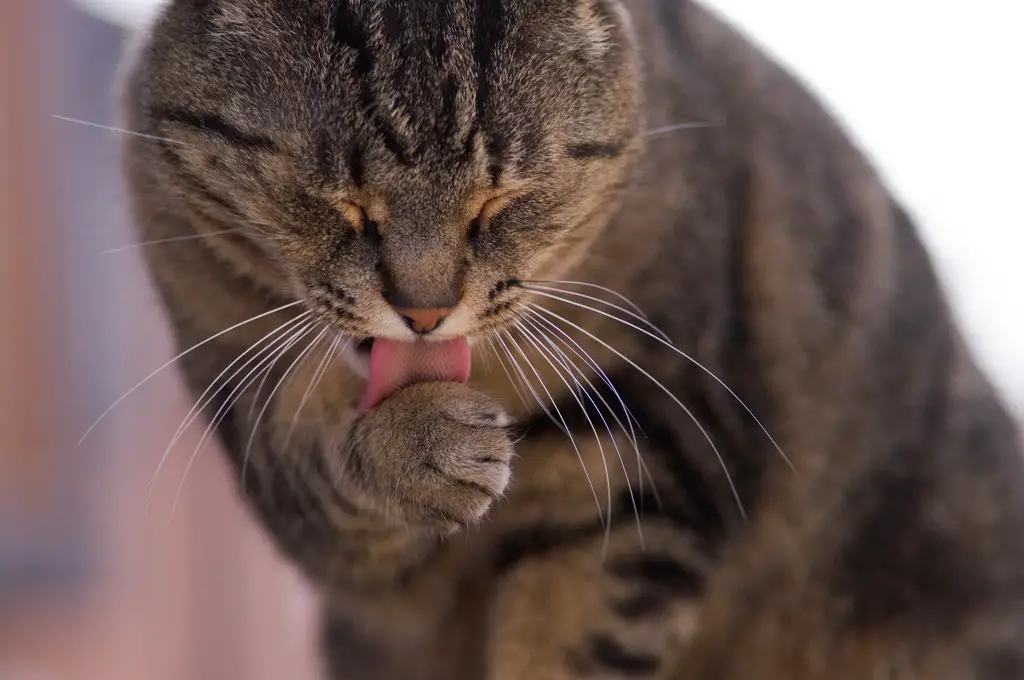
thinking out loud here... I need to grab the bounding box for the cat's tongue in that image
[358,337,471,412]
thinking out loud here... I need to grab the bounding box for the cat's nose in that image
[392,306,453,335]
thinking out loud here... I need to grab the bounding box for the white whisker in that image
[485,337,532,413]
[282,334,348,450]
[519,310,663,516]
[239,323,323,494]
[79,300,303,445]
[524,301,747,521]
[242,326,332,466]
[643,121,711,137]
[522,287,794,472]
[513,320,623,551]
[101,228,247,255]
[168,321,320,517]
[524,279,667,340]
[50,113,184,145]
[523,283,672,344]
[495,332,571,439]
[147,311,312,506]
[525,307,643,441]
[498,330,606,528]
[523,308,664,513]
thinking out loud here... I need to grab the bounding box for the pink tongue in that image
[359,337,472,411]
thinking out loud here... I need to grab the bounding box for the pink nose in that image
[393,306,452,334]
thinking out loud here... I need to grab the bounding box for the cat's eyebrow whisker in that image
[50,113,185,145]
[521,287,794,473]
[514,315,638,551]
[522,282,672,344]
[101,228,249,255]
[79,300,304,445]
[171,322,325,517]
[495,331,605,528]
[147,311,313,508]
[522,301,748,522]
[642,121,711,137]
[519,308,664,515]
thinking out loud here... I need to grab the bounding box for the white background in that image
[75,0,1024,411]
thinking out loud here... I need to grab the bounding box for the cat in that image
[118,0,1024,678]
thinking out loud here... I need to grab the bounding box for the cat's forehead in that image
[188,1,629,129]
[208,0,616,56]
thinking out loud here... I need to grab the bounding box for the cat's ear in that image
[206,0,273,31]
[572,0,635,57]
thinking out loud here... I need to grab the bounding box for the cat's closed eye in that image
[467,189,525,240]
[334,200,366,232]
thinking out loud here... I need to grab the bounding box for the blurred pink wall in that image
[0,2,322,677]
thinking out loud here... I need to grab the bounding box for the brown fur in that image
[119,1,1024,678]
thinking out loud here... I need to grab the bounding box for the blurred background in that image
[1,0,1021,678]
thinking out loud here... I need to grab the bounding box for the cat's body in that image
[120,1,1024,678]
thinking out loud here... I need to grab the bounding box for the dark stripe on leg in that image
[585,633,661,676]
[610,590,670,619]
[608,553,703,597]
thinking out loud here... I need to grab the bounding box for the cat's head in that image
[128,0,642,345]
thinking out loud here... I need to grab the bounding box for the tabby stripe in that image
[331,1,373,76]
[585,633,661,676]
[519,385,728,546]
[609,590,669,619]
[611,386,729,545]
[486,133,507,186]
[153,106,277,151]
[423,461,501,500]
[312,132,338,184]
[332,2,414,165]
[157,141,242,217]
[472,0,504,133]
[567,140,625,160]
[346,142,366,186]
[493,490,652,575]
[494,518,606,575]
[440,73,461,148]
[608,553,703,597]
[370,114,414,166]
[428,2,450,68]
[460,120,480,161]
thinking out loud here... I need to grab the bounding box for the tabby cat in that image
[118,0,1024,678]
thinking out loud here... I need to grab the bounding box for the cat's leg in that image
[485,434,713,680]
[184,344,515,679]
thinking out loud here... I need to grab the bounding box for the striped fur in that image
[120,1,1024,678]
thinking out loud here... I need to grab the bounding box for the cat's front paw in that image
[349,382,515,531]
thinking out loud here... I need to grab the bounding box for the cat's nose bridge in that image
[378,242,465,321]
